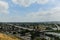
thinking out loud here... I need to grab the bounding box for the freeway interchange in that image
[0,23,60,40]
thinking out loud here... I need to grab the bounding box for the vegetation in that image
[0,33,20,40]
[34,37,41,40]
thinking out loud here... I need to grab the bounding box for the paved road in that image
[54,24,60,30]
[6,24,60,40]
[8,24,53,32]
[45,32,60,37]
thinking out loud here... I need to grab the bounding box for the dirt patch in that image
[0,33,20,40]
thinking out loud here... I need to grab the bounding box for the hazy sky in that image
[0,0,60,22]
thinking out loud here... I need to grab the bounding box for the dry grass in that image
[0,33,20,40]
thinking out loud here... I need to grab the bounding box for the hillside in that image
[0,33,20,40]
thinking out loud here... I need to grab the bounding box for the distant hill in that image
[0,21,60,24]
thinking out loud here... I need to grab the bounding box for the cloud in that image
[0,1,9,14]
[23,6,60,22]
[12,0,49,7]
[1,6,60,22]
[49,7,60,21]
[0,0,60,22]
[36,0,49,4]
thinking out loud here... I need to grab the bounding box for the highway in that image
[8,24,60,39]
[45,32,60,38]
[8,24,53,32]
[9,24,34,31]
[54,24,60,30]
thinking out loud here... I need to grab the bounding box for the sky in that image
[0,0,60,22]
